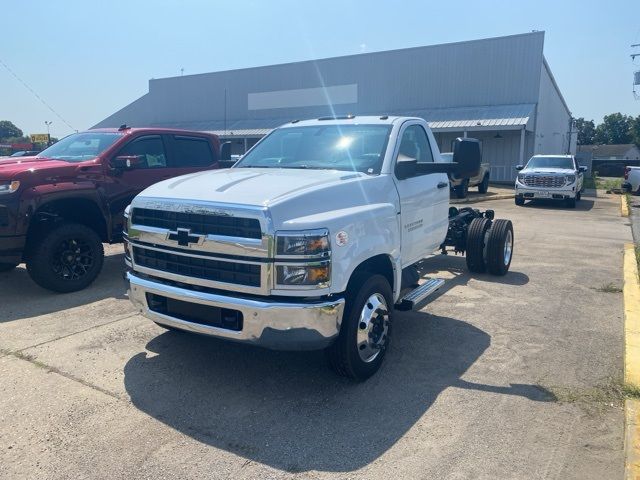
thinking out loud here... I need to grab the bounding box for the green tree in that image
[0,120,23,140]
[594,113,632,144]
[631,115,640,147]
[574,117,596,145]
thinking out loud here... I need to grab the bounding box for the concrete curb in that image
[451,193,514,205]
[623,243,640,479]
[625,399,640,480]
[622,196,630,217]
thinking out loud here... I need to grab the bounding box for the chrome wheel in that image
[503,230,513,266]
[356,293,389,363]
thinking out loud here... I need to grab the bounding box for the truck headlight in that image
[276,262,331,287]
[123,205,131,235]
[0,180,20,195]
[565,175,576,184]
[276,229,330,257]
[516,174,525,183]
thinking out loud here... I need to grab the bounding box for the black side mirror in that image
[515,165,524,171]
[452,138,481,178]
[110,155,144,170]
[395,157,417,180]
[578,166,587,173]
[220,142,232,161]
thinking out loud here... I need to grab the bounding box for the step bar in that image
[395,278,445,311]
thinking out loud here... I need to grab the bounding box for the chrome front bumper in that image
[515,184,577,200]
[127,272,345,351]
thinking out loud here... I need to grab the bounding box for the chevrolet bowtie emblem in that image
[167,228,202,247]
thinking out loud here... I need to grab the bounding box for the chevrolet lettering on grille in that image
[167,228,204,247]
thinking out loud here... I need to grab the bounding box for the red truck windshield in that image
[38,132,123,162]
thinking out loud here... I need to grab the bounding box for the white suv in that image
[514,155,586,208]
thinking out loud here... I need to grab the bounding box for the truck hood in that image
[0,156,73,178]
[521,168,575,175]
[137,168,369,206]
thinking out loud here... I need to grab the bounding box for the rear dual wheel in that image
[465,218,513,276]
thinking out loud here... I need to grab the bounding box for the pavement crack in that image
[7,349,125,402]
[16,312,140,353]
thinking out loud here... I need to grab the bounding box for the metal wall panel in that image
[94,32,545,129]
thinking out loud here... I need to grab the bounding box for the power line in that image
[0,57,75,131]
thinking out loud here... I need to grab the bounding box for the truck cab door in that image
[105,134,177,238]
[393,122,450,267]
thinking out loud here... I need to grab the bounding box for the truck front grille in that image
[520,175,566,188]
[131,208,261,239]
[133,246,261,287]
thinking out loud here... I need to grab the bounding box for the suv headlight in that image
[0,180,20,195]
[275,229,331,288]
[516,174,525,182]
[565,175,576,184]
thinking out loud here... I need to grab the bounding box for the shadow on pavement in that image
[124,311,552,473]
[520,198,595,211]
[0,252,128,323]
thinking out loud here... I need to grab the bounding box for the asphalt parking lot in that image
[0,193,632,479]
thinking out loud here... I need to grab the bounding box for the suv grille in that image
[520,175,566,188]
[133,246,260,287]
[131,208,261,239]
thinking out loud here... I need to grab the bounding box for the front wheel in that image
[478,174,489,193]
[26,223,104,293]
[566,197,576,209]
[326,273,392,381]
[576,191,581,201]
[454,179,469,199]
[515,197,525,206]
[0,262,18,272]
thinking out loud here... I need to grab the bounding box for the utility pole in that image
[44,120,52,146]
[633,44,640,100]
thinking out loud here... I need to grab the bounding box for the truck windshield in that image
[526,157,574,169]
[235,125,392,174]
[37,132,123,162]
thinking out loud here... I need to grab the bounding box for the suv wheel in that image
[576,191,581,201]
[566,197,576,209]
[26,223,104,293]
[454,179,469,199]
[478,174,490,194]
[326,273,392,381]
[515,197,525,206]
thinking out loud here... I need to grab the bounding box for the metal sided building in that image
[94,31,575,182]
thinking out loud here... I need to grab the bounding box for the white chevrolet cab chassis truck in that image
[124,116,514,380]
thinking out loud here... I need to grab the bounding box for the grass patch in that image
[595,282,623,293]
[543,379,640,410]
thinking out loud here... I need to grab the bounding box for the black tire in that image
[454,179,469,199]
[485,219,514,276]
[515,197,525,206]
[566,197,576,209]
[466,217,491,273]
[576,191,581,201]
[0,262,18,272]
[478,174,490,194]
[26,223,104,293]
[326,273,392,381]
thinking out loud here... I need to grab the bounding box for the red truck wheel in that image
[26,223,104,293]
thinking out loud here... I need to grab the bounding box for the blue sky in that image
[2,0,639,138]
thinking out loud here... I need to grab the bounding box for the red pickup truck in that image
[0,126,227,292]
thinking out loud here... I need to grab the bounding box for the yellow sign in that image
[31,134,50,143]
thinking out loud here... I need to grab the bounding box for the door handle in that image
[437,182,448,189]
